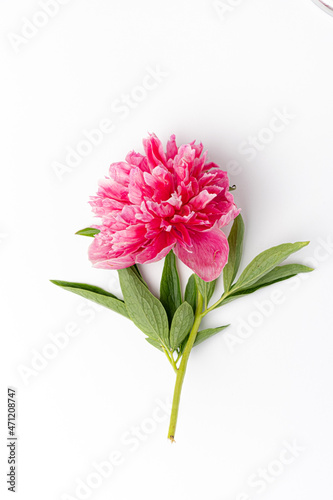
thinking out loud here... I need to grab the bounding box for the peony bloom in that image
[89,134,239,281]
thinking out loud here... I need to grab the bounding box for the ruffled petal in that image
[88,237,135,269]
[166,134,178,160]
[143,133,167,168]
[135,232,176,264]
[174,228,229,281]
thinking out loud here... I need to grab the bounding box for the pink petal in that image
[173,145,195,182]
[88,237,135,269]
[136,232,176,264]
[143,167,173,201]
[174,228,229,281]
[217,205,241,228]
[143,133,167,168]
[189,140,203,158]
[166,134,178,160]
[125,151,148,169]
[98,178,129,202]
[189,190,217,210]
[108,162,131,185]
[128,167,148,204]
[111,224,147,253]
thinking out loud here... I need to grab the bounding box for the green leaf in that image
[207,280,217,303]
[50,280,129,318]
[245,263,313,290]
[194,275,206,298]
[75,227,100,237]
[118,267,169,347]
[169,302,194,350]
[146,337,164,353]
[223,214,245,292]
[194,325,229,347]
[195,275,216,307]
[232,241,310,293]
[185,274,197,314]
[160,251,182,325]
[132,264,148,287]
[214,263,313,308]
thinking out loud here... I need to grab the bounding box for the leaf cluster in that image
[51,222,312,360]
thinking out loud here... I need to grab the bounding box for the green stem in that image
[204,290,231,314]
[167,292,203,442]
[163,346,178,374]
[175,351,182,365]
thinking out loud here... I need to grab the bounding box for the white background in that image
[1,1,333,499]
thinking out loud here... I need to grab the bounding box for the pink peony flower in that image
[89,134,239,281]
